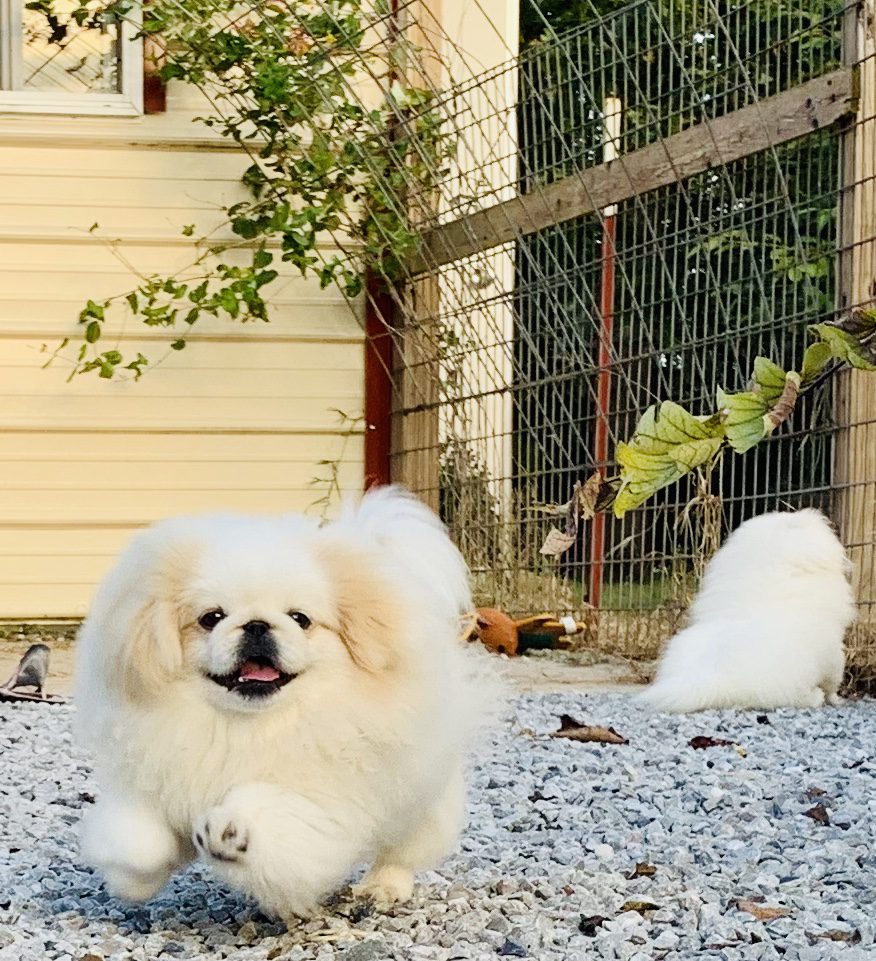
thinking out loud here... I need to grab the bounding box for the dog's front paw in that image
[351,865,414,909]
[193,807,250,865]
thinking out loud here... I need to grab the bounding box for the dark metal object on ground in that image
[0,644,68,704]
[1,643,50,694]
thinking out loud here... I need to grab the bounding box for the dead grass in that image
[844,622,876,696]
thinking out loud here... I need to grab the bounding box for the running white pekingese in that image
[640,508,856,712]
[74,487,491,918]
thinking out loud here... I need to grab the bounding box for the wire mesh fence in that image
[24,0,875,684]
[375,0,876,688]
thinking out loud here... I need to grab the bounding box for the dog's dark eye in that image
[288,610,312,630]
[198,609,226,631]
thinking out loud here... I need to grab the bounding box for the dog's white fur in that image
[75,487,490,917]
[640,509,856,712]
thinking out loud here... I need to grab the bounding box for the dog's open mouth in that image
[208,656,296,697]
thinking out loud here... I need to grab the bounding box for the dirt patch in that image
[500,648,649,693]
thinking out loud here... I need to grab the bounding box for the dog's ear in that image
[314,535,414,674]
[77,524,194,703]
[115,591,185,702]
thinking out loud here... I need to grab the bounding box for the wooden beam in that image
[412,68,856,273]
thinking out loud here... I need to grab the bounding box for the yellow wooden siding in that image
[0,85,365,619]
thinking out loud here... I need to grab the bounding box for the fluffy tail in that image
[637,678,722,713]
[334,487,501,748]
[331,485,472,620]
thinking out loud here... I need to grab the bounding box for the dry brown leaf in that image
[737,899,792,921]
[620,900,661,915]
[577,471,603,520]
[286,27,314,55]
[578,915,607,936]
[689,735,734,749]
[803,802,831,826]
[563,481,582,536]
[539,528,577,556]
[804,786,827,800]
[538,473,618,556]
[806,929,861,945]
[552,714,629,745]
[625,862,657,880]
[764,374,800,429]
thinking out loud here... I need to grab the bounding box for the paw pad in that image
[193,812,249,864]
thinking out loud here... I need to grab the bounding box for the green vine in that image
[32,0,451,380]
[33,0,871,533]
[610,308,876,517]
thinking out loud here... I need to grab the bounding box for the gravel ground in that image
[1,692,875,961]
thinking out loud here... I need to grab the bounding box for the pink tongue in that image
[238,660,281,683]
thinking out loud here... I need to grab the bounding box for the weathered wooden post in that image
[836,0,876,642]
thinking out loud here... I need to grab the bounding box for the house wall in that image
[0,82,365,619]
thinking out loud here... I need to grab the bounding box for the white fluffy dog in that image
[640,509,856,712]
[75,487,490,918]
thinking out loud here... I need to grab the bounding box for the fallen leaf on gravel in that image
[689,735,734,749]
[625,862,657,880]
[552,715,629,745]
[804,786,826,800]
[620,900,661,915]
[578,915,607,936]
[736,899,792,921]
[803,802,831,826]
[806,929,861,945]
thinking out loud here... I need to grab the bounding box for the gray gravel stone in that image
[2,694,875,960]
[339,938,389,961]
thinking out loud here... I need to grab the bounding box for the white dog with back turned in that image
[74,487,491,918]
[640,509,855,712]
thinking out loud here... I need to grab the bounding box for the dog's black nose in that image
[242,620,270,637]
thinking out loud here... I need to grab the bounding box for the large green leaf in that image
[809,323,876,371]
[751,356,787,403]
[801,341,833,383]
[719,366,802,453]
[613,402,724,517]
[718,388,769,453]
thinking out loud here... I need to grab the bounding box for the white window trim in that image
[0,0,143,116]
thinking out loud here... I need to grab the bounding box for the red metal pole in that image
[362,0,400,491]
[363,273,394,490]
[589,213,617,609]
[589,96,621,609]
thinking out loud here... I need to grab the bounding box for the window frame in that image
[0,0,143,116]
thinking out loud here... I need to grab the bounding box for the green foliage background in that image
[34,0,448,380]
